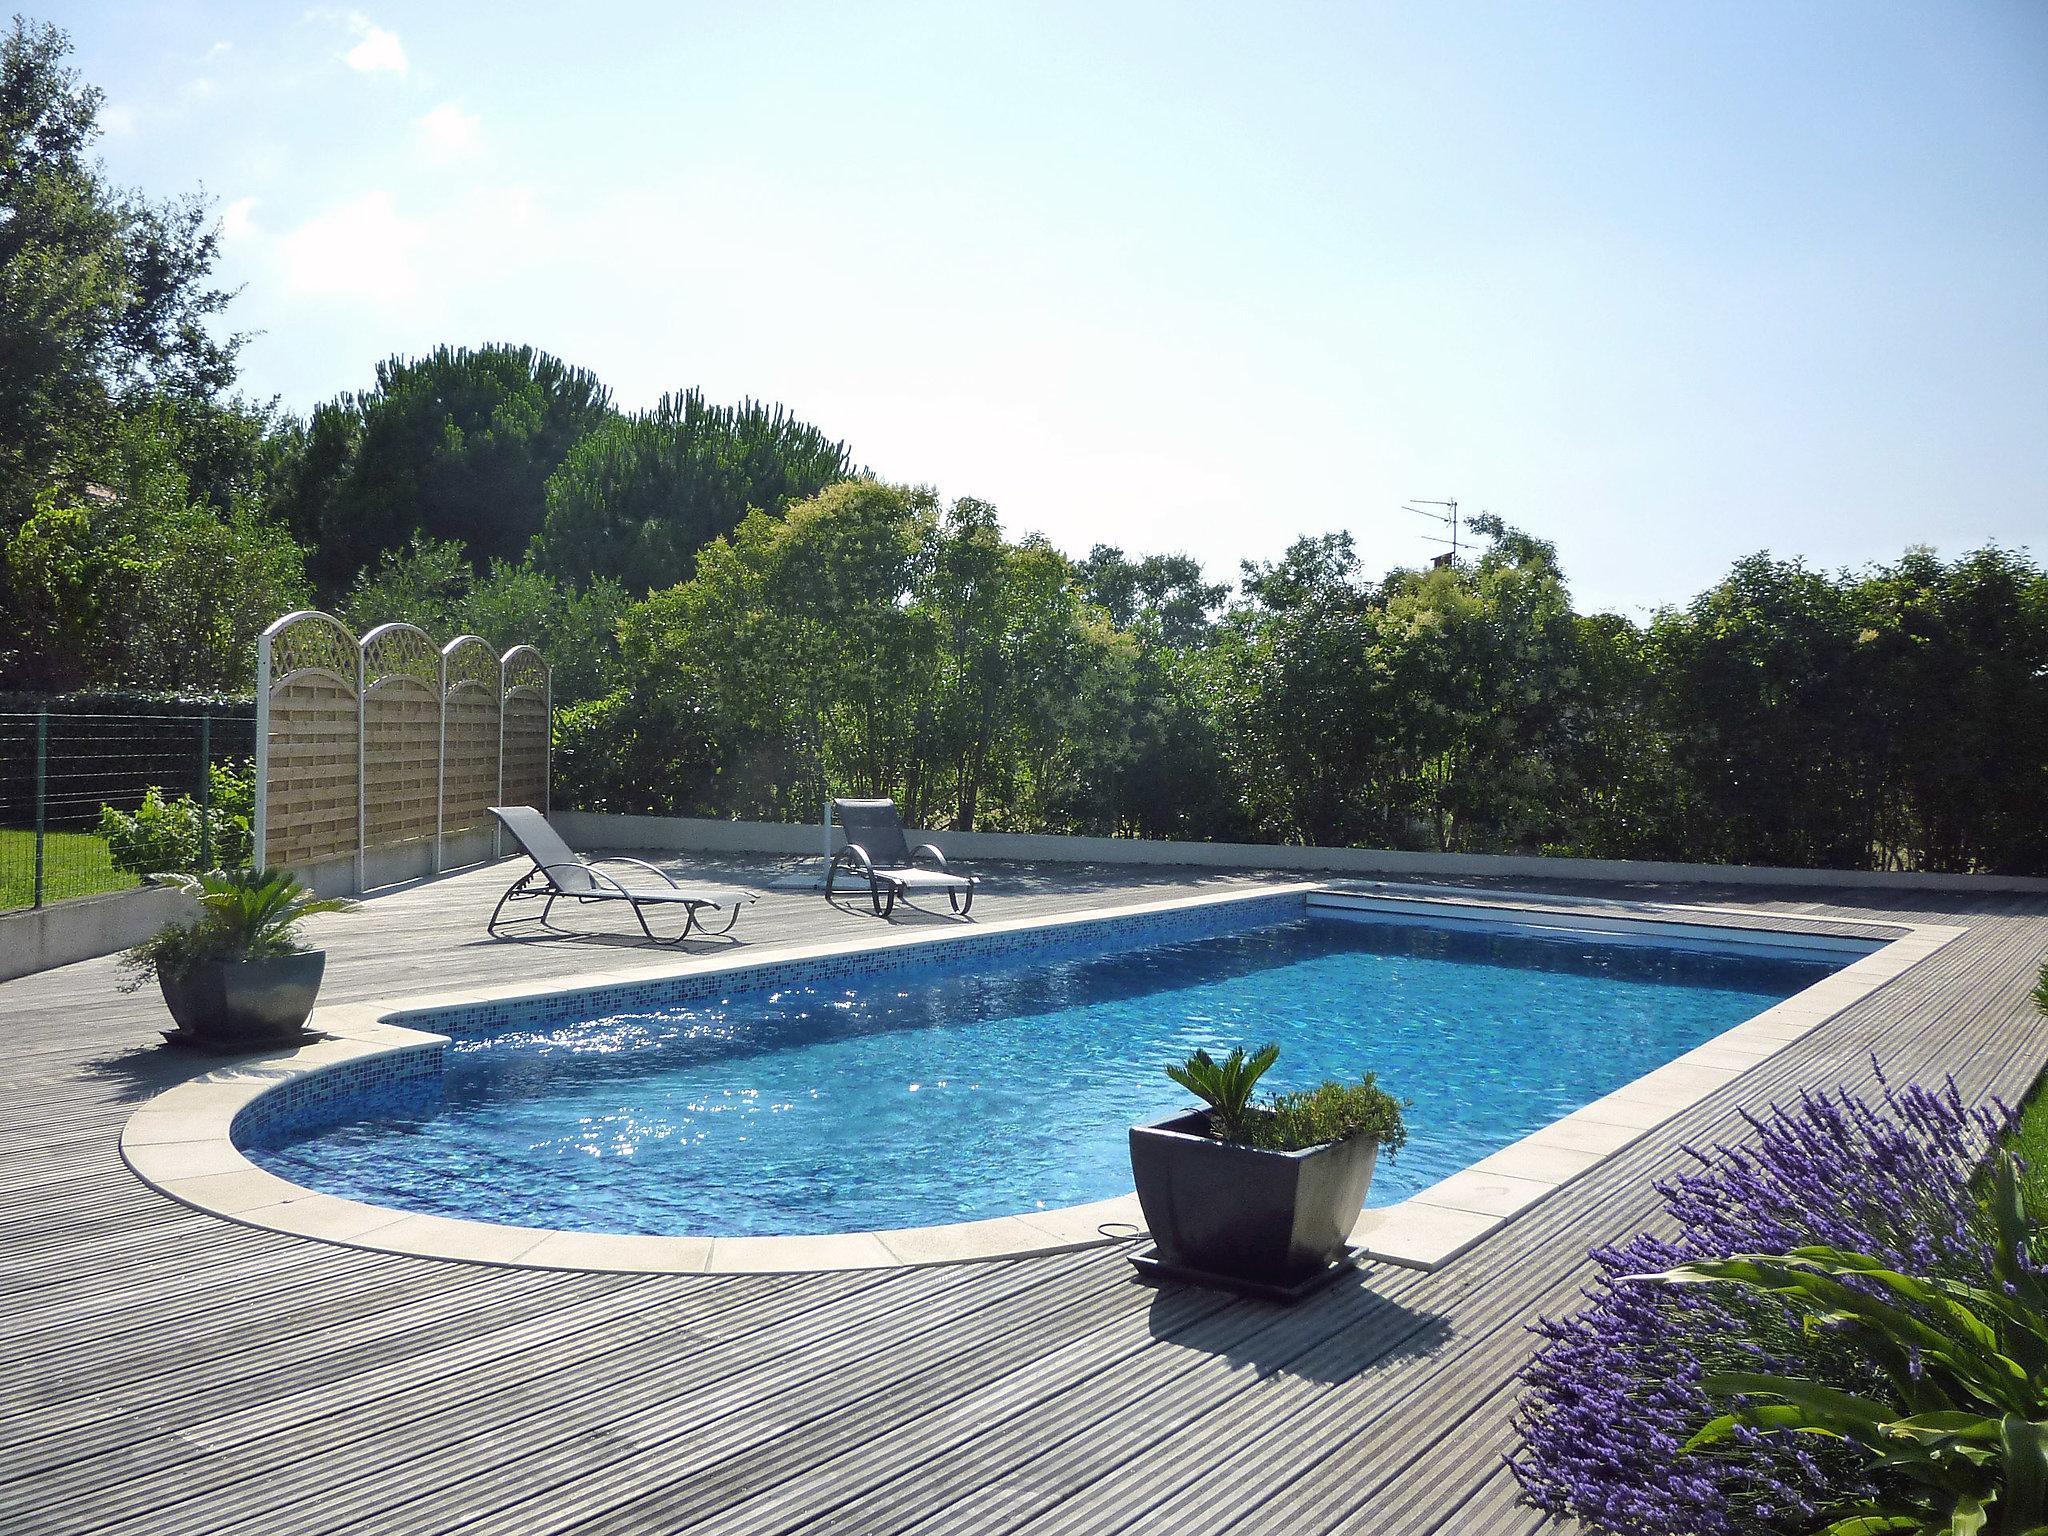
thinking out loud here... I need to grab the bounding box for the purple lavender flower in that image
[1507,1069,2019,1536]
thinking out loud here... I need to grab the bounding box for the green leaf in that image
[2003,1416,2048,1530]
[1701,1371,1896,1433]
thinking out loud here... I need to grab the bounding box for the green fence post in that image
[198,712,213,870]
[32,708,47,908]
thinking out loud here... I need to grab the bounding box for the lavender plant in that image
[1509,1070,2029,1535]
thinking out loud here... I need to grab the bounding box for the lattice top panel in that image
[442,634,499,695]
[263,610,359,691]
[360,623,441,691]
[500,645,550,700]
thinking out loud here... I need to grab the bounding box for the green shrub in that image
[1240,1074,1409,1155]
[97,760,253,878]
[120,867,355,988]
[1166,1044,1407,1154]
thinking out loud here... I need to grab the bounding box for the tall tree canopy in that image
[273,343,614,590]
[533,389,857,593]
[0,16,238,524]
[570,480,1134,830]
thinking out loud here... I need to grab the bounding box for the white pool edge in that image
[120,882,1965,1275]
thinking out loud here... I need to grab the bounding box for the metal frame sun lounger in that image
[826,798,977,919]
[487,805,757,943]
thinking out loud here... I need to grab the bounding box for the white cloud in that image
[341,15,407,75]
[185,77,216,101]
[258,185,541,312]
[99,102,137,136]
[221,197,260,244]
[416,102,482,162]
[274,190,425,301]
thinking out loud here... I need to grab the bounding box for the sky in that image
[54,0,2048,615]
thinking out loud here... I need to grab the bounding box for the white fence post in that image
[252,631,271,869]
[435,647,448,875]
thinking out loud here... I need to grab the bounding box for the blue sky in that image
[58,1,2048,613]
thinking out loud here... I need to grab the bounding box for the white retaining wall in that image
[553,811,2048,895]
[0,884,197,984]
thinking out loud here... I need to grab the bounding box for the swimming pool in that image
[241,901,1852,1238]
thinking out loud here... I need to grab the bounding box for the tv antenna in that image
[1403,498,1460,565]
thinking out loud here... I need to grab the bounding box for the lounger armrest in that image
[589,855,681,889]
[912,843,951,870]
[534,861,633,897]
[833,843,877,876]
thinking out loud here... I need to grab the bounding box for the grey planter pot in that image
[1129,1108,1381,1288]
[159,952,327,1048]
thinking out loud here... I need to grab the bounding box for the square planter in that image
[159,951,327,1048]
[1129,1108,1381,1289]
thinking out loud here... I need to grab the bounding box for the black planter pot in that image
[1129,1108,1381,1290]
[158,952,327,1048]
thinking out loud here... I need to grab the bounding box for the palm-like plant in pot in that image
[122,869,356,1048]
[1130,1043,1406,1299]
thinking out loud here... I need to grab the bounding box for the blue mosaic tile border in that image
[387,888,1310,1040]
[231,1040,442,1145]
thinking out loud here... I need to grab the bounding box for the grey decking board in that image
[0,860,2042,1535]
[449,1260,1212,1536]
[167,1255,1096,1536]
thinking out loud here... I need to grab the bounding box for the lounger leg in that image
[488,876,525,935]
[702,902,743,937]
[959,885,973,917]
[489,870,551,937]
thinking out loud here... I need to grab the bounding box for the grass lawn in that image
[2005,963,2048,1211]
[0,827,136,912]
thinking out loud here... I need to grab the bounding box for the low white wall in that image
[0,883,197,983]
[0,830,516,983]
[554,810,2048,895]
[292,827,505,899]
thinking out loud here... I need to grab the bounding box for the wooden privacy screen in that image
[256,612,360,870]
[439,636,501,842]
[253,612,551,889]
[500,646,550,813]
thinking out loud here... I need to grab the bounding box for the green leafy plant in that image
[1240,1075,1410,1156]
[1167,1044,1406,1153]
[1167,1043,1281,1141]
[1636,1153,2048,1536]
[120,868,356,989]
[97,759,254,878]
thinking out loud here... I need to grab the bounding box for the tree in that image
[274,344,615,590]
[604,480,1138,829]
[338,535,628,705]
[1645,554,1877,869]
[3,415,309,692]
[1076,545,1228,647]
[1,17,240,524]
[1844,544,2048,874]
[534,390,856,593]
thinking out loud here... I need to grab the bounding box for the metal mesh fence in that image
[0,709,258,914]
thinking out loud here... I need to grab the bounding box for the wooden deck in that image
[2,855,2045,1535]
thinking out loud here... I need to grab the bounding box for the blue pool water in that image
[245,913,1843,1236]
